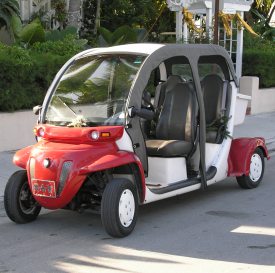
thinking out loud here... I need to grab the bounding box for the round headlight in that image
[90,131,99,140]
[43,158,51,168]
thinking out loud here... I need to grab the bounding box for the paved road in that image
[0,151,18,210]
[0,156,275,273]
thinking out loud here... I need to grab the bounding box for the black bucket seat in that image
[201,74,231,143]
[146,82,197,157]
[154,75,183,113]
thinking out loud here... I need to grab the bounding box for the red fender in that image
[12,139,146,209]
[228,137,269,177]
[13,146,33,169]
[79,151,146,201]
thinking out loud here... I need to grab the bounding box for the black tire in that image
[236,148,265,189]
[101,179,138,238]
[4,170,41,223]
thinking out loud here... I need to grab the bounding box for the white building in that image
[19,0,83,30]
[166,0,254,79]
[0,0,54,44]
[20,0,53,23]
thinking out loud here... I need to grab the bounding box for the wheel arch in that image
[13,146,33,169]
[111,163,145,204]
[79,152,146,203]
[257,145,269,159]
[228,137,269,177]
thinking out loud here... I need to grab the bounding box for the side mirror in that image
[33,105,42,115]
[128,107,155,120]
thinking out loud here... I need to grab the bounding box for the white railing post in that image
[236,11,244,80]
[206,7,213,41]
[176,11,184,43]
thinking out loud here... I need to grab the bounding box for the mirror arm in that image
[33,105,42,115]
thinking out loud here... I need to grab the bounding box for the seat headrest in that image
[165,75,182,92]
[202,74,223,84]
[167,75,182,84]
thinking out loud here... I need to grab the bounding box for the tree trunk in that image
[94,0,101,35]
[67,0,82,30]
[213,0,219,44]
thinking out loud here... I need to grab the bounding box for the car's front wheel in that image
[4,170,41,223]
[101,178,138,238]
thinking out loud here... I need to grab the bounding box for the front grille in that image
[57,161,73,196]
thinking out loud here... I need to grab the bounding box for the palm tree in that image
[254,0,273,16]
[0,0,21,37]
[249,0,275,40]
[67,0,82,30]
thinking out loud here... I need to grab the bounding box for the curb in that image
[266,137,275,157]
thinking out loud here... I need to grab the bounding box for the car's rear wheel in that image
[236,148,265,189]
[4,170,41,223]
[101,178,138,238]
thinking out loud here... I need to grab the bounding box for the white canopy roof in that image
[82,43,164,57]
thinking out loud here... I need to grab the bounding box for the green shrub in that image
[20,18,45,46]
[30,35,86,56]
[0,43,80,112]
[243,33,275,88]
[0,43,32,65]
[243,47,275,88]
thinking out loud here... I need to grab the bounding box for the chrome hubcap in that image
[119,189,135,227]
[249,153,262,182]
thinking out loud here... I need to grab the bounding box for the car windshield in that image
[45,54,146,127]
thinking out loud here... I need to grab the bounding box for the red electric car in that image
[4,44,269,237]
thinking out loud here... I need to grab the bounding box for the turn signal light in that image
[101,132,111,137]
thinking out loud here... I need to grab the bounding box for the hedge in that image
[1,38,274,112]
[242,33,275,89]
[0,37,85,112]
[243,47,275,88]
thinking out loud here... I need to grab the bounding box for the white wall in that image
[0,110,37,152]
[240,76,275,115]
